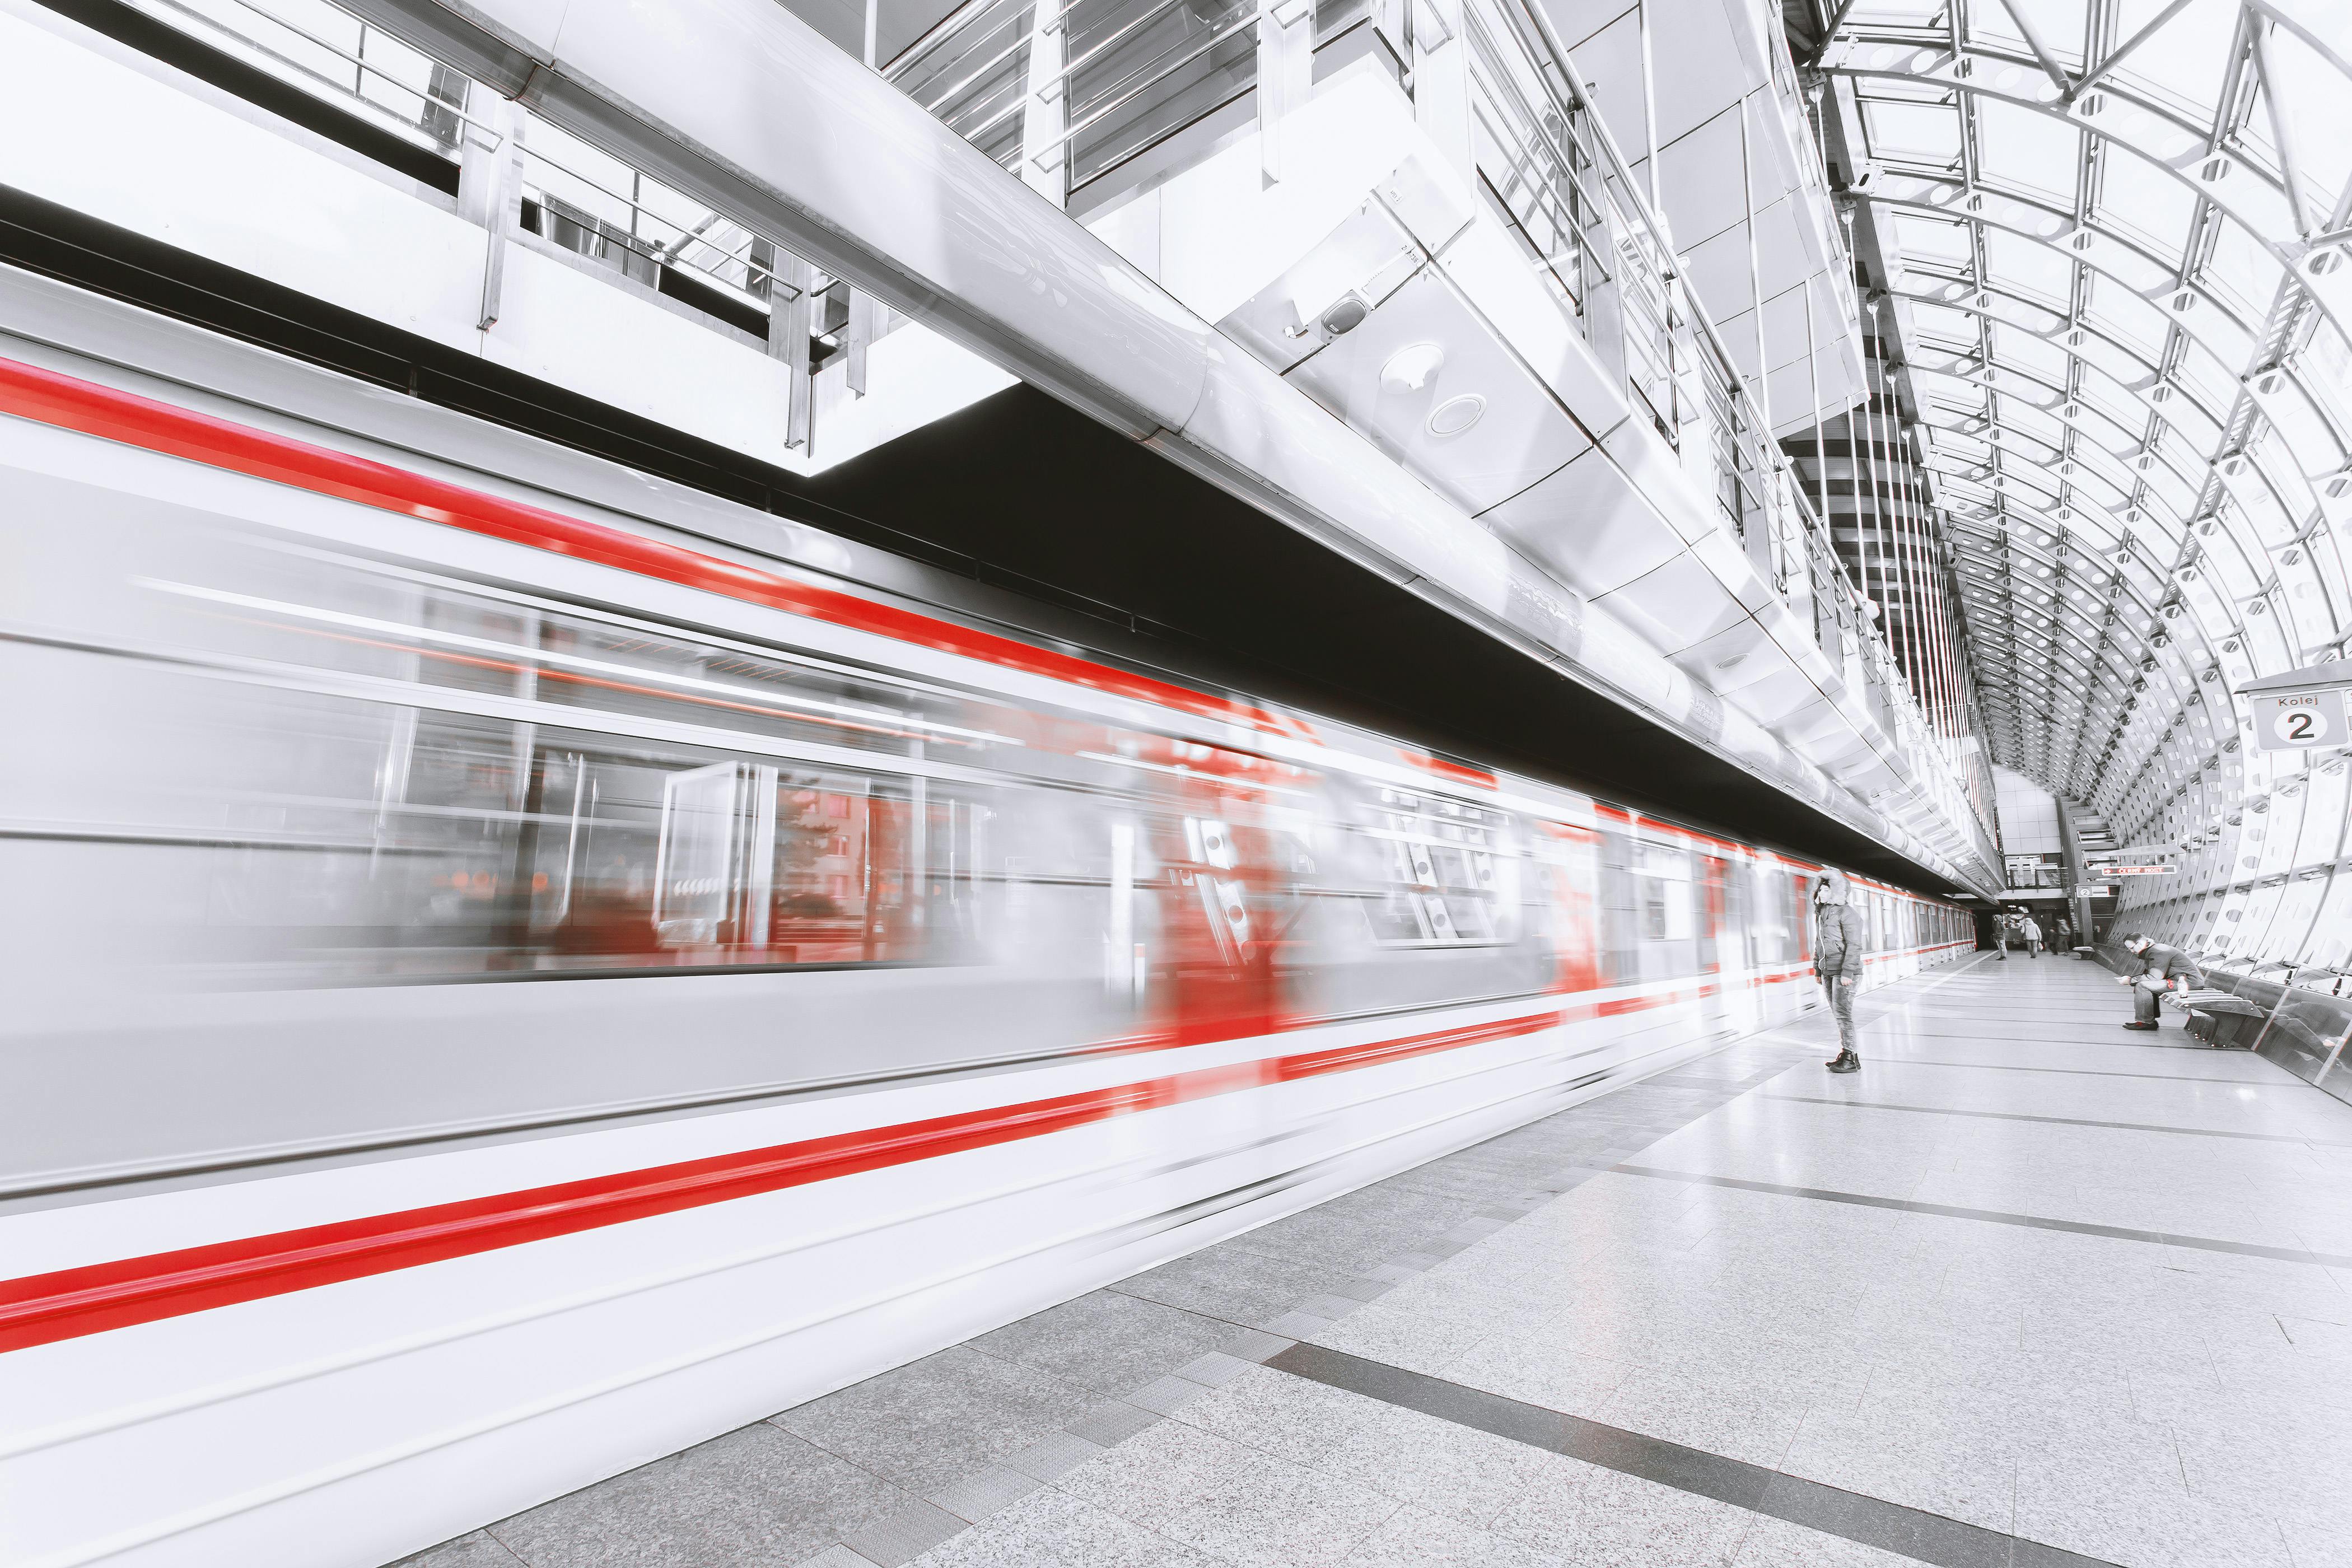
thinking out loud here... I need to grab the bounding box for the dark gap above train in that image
[0,184,1944,893]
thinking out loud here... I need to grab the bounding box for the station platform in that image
[399,958,2352,1568]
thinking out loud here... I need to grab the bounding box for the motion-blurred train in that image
[0,342,1970,1568]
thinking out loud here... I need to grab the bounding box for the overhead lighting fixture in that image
[1427,395,1486,438]
[1380,342,1446,395]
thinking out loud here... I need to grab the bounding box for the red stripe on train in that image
[0,1010,1566,1354]
[0,357,1291,736]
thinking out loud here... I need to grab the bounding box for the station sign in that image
[2238,661,2352,754]
[2252,689,2344,753]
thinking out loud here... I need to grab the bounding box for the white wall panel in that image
[0,10,483,353]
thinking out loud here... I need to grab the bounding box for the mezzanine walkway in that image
[401,956,2352,1568]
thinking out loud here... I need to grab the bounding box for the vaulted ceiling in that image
[1793,0,2351,851]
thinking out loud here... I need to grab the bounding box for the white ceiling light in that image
[1380,343,1446,395]
[1427,394,1487,438]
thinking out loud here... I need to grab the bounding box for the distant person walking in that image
[1993,914,2013,960]
[2019,914,2042,958]
[1813,869,1867,1074]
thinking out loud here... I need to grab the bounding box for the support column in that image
[1738,96,1770,431]
[1411,0,1472,186]
[1258,0,1316,185]
[770,254,814,451]
[457,91,524,332]
[2055,795,2096,949]
[845,290,877,399]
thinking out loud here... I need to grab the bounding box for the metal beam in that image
[2066,0,2196,103]
[1990,0,2073,96]
[2249,16,2318,238]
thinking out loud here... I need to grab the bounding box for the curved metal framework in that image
[1802,0,2352,886]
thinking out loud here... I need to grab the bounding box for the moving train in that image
[0,339,1970,1568]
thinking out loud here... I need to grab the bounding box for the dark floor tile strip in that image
[1265,1343,2119,1568]
[1870,1023,2213,1051]
[1871,1058,2297,1086]
[1760,1093,2348,1147]
[1605,1164,2352,1268]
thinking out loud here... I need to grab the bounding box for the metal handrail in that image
[904,19,1030,119]
[520,146,799,304]
[885,0,1014,76]
[129,0,497,146]
[1052,11,1260,153]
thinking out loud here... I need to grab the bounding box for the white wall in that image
[1992,765,2062,857]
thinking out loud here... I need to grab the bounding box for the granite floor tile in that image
[1174,1363,1393,1468]
[773,1347,1095,1494]
[1057,1420,1402,1567]
[1598,1366,1814,1469]
[1339,1504,1570,1567]
[1725,1516,1922,1567]
[1490,1464,1749,1567]
[1306,1305,1487,1375]
[488,1423,912,1568]
[2012,1477,2295,1568]
[925,1464,1042,1524]
[2280,1515,2352,1568]
[1114,1243,1350,1327]
[1222,1188,1490,1275]
[1444,1334,1628,1417]
[968,1290,1236,1397]
[1777,1396,2018,1536]
[904,1487,1216,1568]
[1320,1402,1592,1529]
[390,1531,529,1568]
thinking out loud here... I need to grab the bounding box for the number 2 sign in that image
[2253,690,2345,753]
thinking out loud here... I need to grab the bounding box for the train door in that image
[1534,819,1602,995]
[1695,851,1733,1035]
[1149,767,1310,1046]
[1718,856,1762,1036]
[1595,820,1641,990]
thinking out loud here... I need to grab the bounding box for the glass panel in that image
[1976,99,2081,206]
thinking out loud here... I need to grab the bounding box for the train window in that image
[239,708,1004,977]
[1597,827,1640,982]
[1723,861,1752,969]
[1355,789,1519,946]
[117,561,1101,981]
[1751,865,1795,963]
[1635,843,1693,941]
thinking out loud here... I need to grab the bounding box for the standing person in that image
[1993,913,2013,960]
[2019,913,2042,959]
[1812,869,1868,1074]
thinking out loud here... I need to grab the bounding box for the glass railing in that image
[118,0,869,355]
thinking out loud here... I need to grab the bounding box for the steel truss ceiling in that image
[1796,0,2352,852]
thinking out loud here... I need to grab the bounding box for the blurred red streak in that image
[0,1010,1566,1354]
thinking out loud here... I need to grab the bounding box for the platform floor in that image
[402,956,2352,1568]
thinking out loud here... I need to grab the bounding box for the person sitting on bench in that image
[2117,934,2199,1031]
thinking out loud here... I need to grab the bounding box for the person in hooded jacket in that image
[2116,934,2200,1031]
[1812,869,1868,1073]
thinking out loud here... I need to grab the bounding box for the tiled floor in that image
[398,957,2352,1568]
